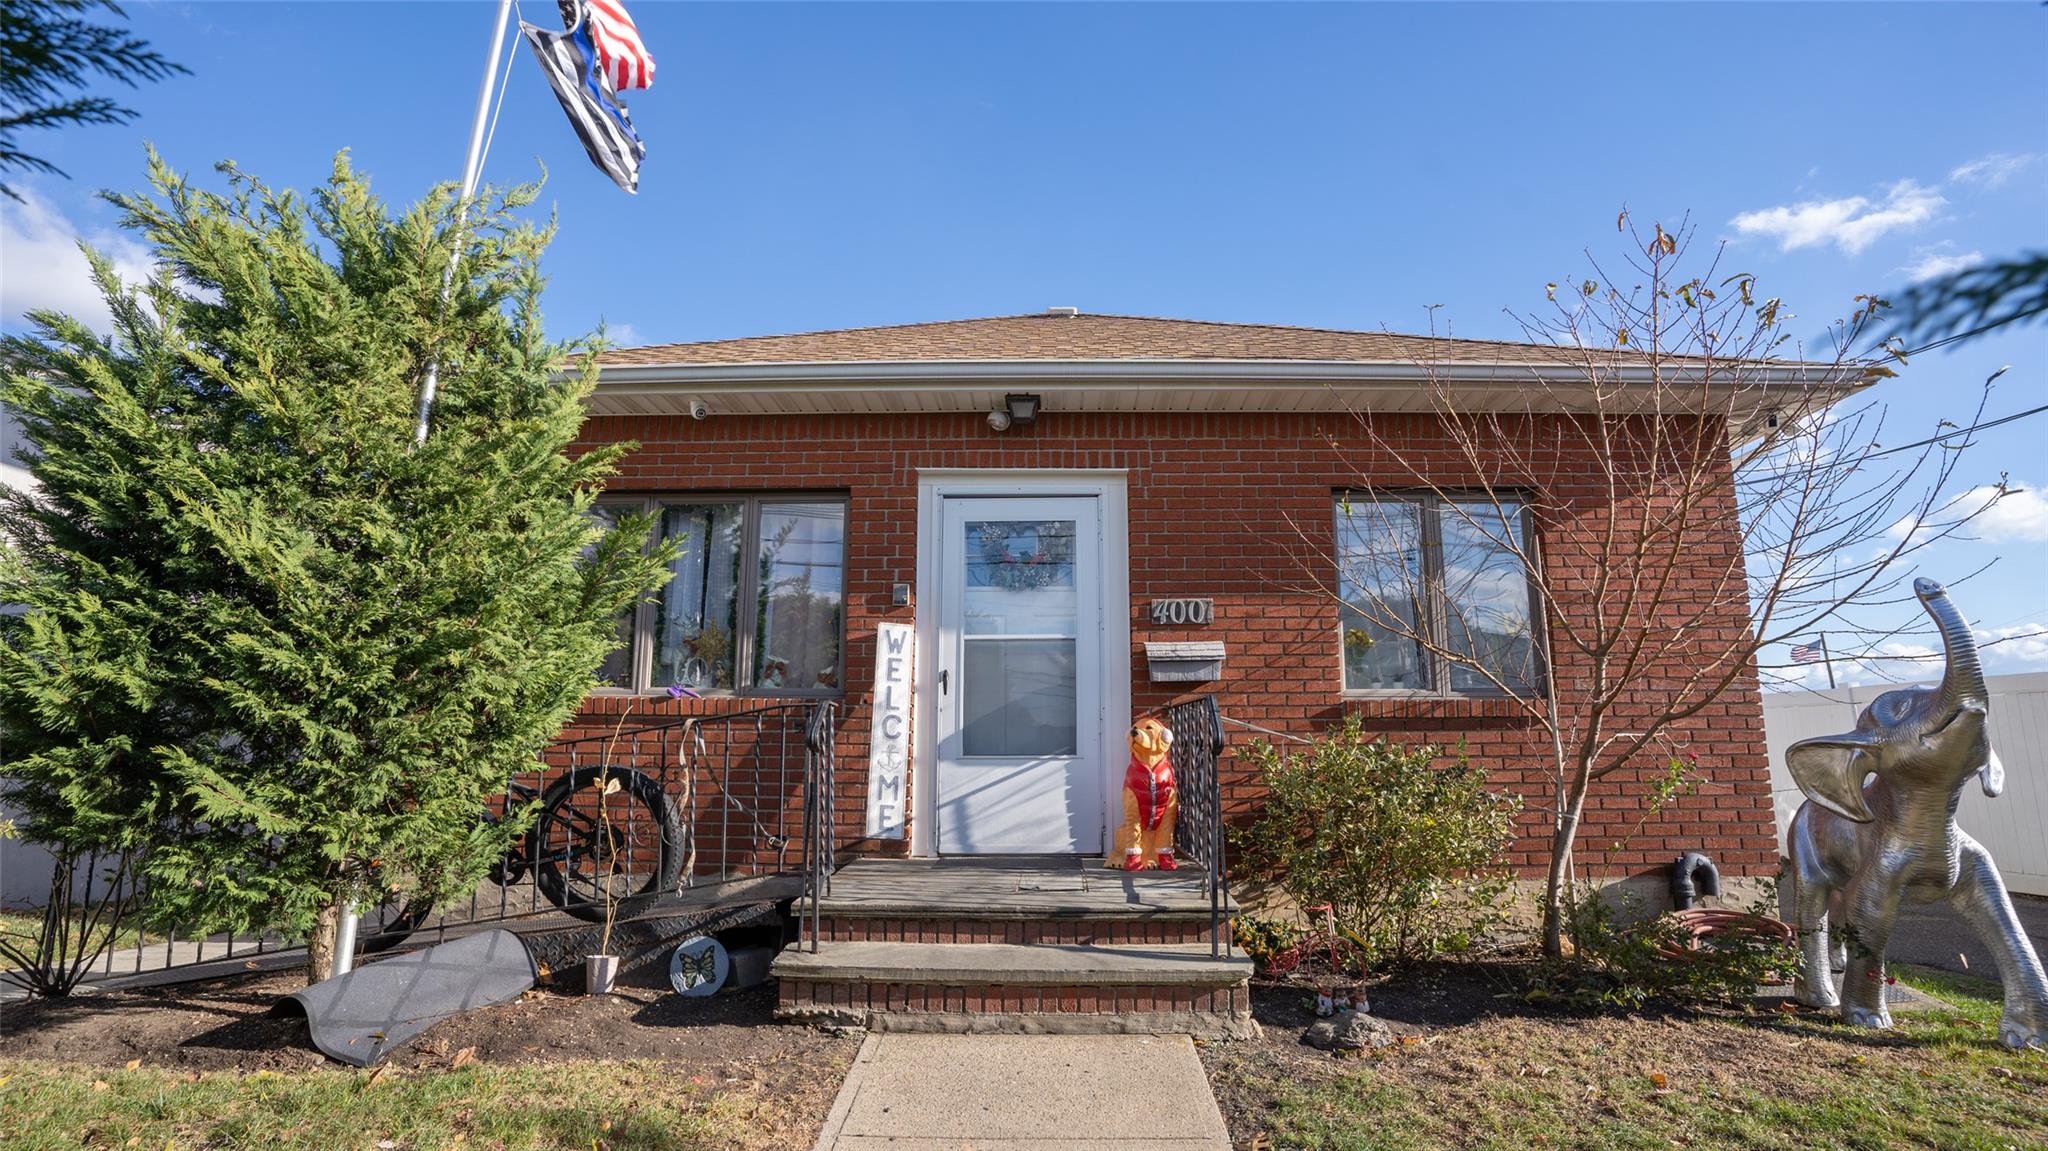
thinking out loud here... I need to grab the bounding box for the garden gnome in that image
[1111,717,1178,871]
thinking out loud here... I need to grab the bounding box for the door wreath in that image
[974,521,1074,590]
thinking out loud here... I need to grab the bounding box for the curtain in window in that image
[753,502,846,690]
[655,503,744,691]
[1440,499,1539,695]
[1337,498,1427,690]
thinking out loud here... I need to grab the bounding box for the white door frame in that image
[911,470,1130,858]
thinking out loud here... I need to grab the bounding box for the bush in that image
[1529,881,1797,1010]
[1233,717,1519,968]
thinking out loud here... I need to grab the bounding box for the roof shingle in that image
[592,312,1591,368]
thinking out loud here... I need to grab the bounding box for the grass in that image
[0,1058,795,1151]
[1213,966,2048,1151]
[0,908,152,975]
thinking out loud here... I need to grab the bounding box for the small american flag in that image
[1790,641,1826,664]
[583,0,655,91]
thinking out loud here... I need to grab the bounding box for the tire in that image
[532,764,684,923]
[357,893,436,955]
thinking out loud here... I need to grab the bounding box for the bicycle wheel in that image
[533,764,684,923]
[357,892,436,955]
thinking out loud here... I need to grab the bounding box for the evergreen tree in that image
[0,152,671,980]
[0,1,185,200]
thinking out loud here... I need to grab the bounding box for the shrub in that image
[1232,914,1306,972]
[1529,880,1797,1010]
[1232,716,1520,968]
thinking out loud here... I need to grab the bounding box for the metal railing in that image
[6,701,839,992]
[1166,695,1230,958]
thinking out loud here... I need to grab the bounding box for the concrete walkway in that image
[812,1033,1232,1151]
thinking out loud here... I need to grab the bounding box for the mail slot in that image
[1144,640,1225,683]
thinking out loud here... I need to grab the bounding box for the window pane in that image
[654,503,743,691]
[1440,500,1540,695]
[754,502,845,691]
[963,638,1078,756]
[1336,497,1427,690]
[587,503,636,688]
[964,520,1078,637]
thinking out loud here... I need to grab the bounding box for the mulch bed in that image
[0,965,859,1101]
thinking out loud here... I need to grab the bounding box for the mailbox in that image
[1144,640,1225,683]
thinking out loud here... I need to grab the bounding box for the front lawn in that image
[0,1059,784,1151]
[0,908,151,973]
[1204,965,2048,1151]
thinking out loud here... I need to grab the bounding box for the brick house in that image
[565,310,1789,1031]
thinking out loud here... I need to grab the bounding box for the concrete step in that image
[814,857,1238,919]
[817,914,1220,946]
[772,940,1257,1039]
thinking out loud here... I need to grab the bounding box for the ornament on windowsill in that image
[975,521,1074,591]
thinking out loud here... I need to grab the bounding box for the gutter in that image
[589,356,1851,393]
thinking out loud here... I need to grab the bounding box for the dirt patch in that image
[0,966,857,1097]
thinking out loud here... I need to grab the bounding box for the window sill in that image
[1340,694,1541,721]
[579,690,843,715]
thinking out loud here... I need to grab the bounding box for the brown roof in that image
[593,312,1590,368]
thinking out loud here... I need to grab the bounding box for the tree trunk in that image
[1540,784,1589,959]
[306,898,343,985]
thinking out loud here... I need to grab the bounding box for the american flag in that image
[582,0,655,91]
[525,3,646,193]
[1789,641,1826,664]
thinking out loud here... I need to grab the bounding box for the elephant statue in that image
[1785,578,2047,1048]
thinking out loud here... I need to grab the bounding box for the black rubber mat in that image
[277,928,536,1066]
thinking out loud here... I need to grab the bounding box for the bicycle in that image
[360,762,685,953]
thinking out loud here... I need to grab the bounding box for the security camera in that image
[987,408,1013,432]
[688,399,710,421]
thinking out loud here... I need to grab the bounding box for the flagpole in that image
[1818,631,1837,691]
[335,0,518,983]
[410,0,519,449]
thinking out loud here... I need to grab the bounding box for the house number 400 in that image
[1149,598,1214,626]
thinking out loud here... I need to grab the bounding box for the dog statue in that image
[1109,717,1178,871]
[1785,578,2048,1048]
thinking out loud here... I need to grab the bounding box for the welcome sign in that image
[865,621,914,839]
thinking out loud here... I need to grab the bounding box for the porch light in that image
[1004,393,1041,426]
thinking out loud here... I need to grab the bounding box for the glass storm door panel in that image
[936,496,1103,855]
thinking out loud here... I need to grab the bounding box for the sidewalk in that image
[812,1033,1232,1151]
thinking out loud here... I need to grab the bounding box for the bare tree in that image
[1289,213,2005,957]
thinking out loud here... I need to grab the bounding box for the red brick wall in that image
[566,409,1781,879]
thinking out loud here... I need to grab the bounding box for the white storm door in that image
[935,497,1103,855]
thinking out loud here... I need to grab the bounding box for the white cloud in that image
[1730,179,1944,255]
[1979,623,2048,674]
[1897,248,1983,283]
[1948,152,2044,188]
[602,321,640,346]
[0,189,153,335]
[1770,622,2048,691]
[1887,482,2048,545]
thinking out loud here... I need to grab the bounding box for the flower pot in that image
[585,953,619,996]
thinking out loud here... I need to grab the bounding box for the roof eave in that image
[590,356,1852,390]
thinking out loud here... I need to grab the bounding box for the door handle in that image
[938,669,949,695]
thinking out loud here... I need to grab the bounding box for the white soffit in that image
[583,358,1858,418]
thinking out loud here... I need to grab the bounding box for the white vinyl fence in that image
[1763,671,2048,897]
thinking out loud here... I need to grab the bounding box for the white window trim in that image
[1335,490,1547,700]
[595,493,849,699]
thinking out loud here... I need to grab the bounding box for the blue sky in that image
[3,1,2044,687]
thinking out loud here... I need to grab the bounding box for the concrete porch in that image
[772,857,1255,1038]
